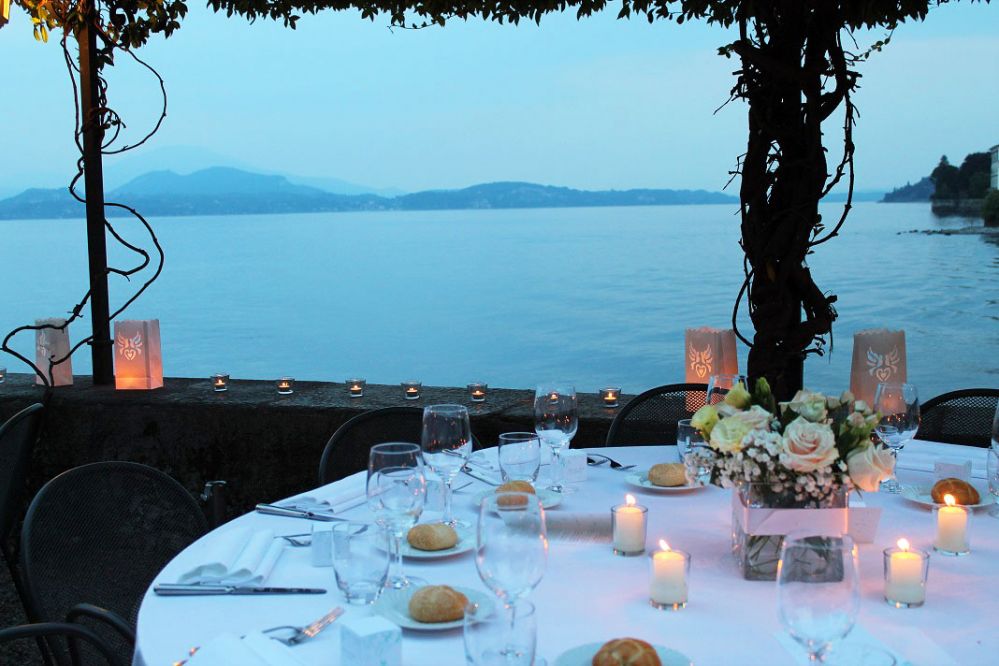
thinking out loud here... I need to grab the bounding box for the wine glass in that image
[464,600,537,666]
[534,383,577,493]
[991,401,999,451]
[707,374,749,407]
[777,532,860,663]
[367,442,426,589]
[874,383,920,494]
[497,433,542,483]
[421,404,473,527]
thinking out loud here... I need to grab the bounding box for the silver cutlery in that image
[277,532,312,547]
[154,584,326,596]
[461,466,499,486]
[255,503,344,521]
[586,453,636,471]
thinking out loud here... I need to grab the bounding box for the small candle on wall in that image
[649,540,689,611]
[347,379,365,398]
[0,367,6,384]
[611,494,647,556]
[600,387,621,408]
[277,377,295,395]
[884,538,929,608]
[934,494,970,555]
[211,373,229,392]
[468,382,488,403]
[401,381,421,400]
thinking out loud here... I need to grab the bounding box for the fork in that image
[178,607,345,662]
[586,453,636,471]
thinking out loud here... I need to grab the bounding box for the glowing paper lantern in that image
[850,328,907,406]
[35,318,73,386]
[114,319,163,390]
[684,327,738,382]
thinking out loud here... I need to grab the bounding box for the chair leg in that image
[1,543,58,666]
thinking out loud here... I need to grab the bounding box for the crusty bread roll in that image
[592,638,662,666]
[408,585,468,623]
[931,478,980,505]
[407,523,459,551]
[496,480,536,507]
[647,463,686,487]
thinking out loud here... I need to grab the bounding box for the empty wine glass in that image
[464,600,537,666]
[874,383,920,494]
[421,404,473,527]
[534,383,577,493]
[777,532,860,663]
[367,442,426,589]
[706,374,749,407]
[497,433,542,483]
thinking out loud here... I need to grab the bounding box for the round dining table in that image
[134,440,998,665]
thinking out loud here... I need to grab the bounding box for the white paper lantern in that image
[114,319,164,390]
[850,328,907,406]
[35,318,73,386]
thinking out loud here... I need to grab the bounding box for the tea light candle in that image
[468,382,488,402]
[611,494,647,556]
[401,380,421,400]
[884,538,928,608]
[347,379,365,398]
[210,373,229,392]
[0,367,6,384]
[649,540,689,610]
[277,377,295,395]
[934,494,970,555]
[600,387,621,408]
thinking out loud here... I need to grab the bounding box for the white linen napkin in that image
[896,448,987,480]
[280,485,367,513]
[178,527,284,585]
[186,632,307,666]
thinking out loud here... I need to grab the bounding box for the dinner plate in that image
[374,585,492,631]
[473,488,562,510]
[901,483,995,510]
[400,523,475,559]
[625,472,705,494]
[553,642,693,666]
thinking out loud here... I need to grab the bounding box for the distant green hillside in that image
[882,151,992,203]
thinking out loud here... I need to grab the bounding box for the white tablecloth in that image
[134,440,998,665]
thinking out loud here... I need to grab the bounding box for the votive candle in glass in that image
[933,494,970,556]
[468,382,488,402]
[347,378,365,398]
[600,387,621,408]
[649,540,689,610]
[211,373,229,392]
[0,367,6,384]
[402,380,421,400]
[883,538,929,608]
[611,494,647,556]
[276,377,295,395]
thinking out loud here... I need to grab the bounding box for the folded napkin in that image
[897,449,987,480]
[279,485,367,513]
[178,527,284,585]
[186,632,307,666]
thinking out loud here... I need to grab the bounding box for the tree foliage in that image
[932,152,992,200]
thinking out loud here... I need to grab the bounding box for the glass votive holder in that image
[468,382,488,403]
[402,380,421,400]
[210,373,229,392]
[611,499,647,556]
[0,367,6,384]
[276,377,295,395]
[600,387,622,408]
[883,540,929,608]
[346,378,365,398]
[933,500,971,556]
[649,545,690,611]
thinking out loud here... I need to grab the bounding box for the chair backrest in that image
[916,388,999,447]
[605,383,708,446]
[0,622,126,666]
[20,462,208,662]
[0,403,45,544]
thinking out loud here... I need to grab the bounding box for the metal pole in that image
[78,9,114,385]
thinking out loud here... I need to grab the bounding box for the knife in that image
[255,503,344,521]
[460,466,499,486]
[154,584,326,596]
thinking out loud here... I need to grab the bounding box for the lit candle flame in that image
[944,494,956,507]
[897,538,910,551]
[625,494,636,507]
[659,539,671,552]
[549,392,559,402]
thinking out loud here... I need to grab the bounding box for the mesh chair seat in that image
[916,388,999,448]
[0,622,126,666]
[605,384,708,447]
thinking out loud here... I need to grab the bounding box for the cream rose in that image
[730,405,772,431]
[690,404,719,437]
[847,445,895,492]
[780,417,838,472]
[723,381,752,409]
[783,389,828,423]
[709,417,751,454]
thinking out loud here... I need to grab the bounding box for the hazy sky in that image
[2,2,997,196]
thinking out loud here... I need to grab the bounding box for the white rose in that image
[847,412,866,429]
[780,417,838,472]
[783,389,828,423]
[840,390,855,405]
[847,445,895,492]
[854,400,869,414]
[731,405,772,431]
[709,417,752,454]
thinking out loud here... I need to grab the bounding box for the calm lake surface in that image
[2,202,997,398]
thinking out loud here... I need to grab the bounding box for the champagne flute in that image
[421,404,473,527]
[706,374,749,407]
[874,383,920,494]
[777,532,860,664]
[367,442,426,589]
[534,383,577,493]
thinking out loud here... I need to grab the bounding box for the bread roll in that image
[592,638,662,666]
[931,478,980,505]
[647,463,686,487]
[408,585,467,623]
[496,480,536,507]
[407,523,459,551]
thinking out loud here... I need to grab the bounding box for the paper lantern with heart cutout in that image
[850,328,907,406]
[35,318,73,386]
[684,327,739,411]
[114,319,164,390]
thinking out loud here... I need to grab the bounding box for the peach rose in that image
[780,417,838,472]
[847,445,895,492]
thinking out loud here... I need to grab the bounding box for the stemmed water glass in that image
[874,383,920,494]
[706,374,749,406]
[777,532,860,664]
[534,383,577,493]
[421,404,473,527]
[367,442,426,589]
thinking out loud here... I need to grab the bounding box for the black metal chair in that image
[319,407,482,485]
[916,388,999,447]
[605,383,708,446]
[0,622,125,666]
[20,461,209,665]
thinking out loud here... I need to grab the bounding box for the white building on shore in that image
[992,144,999,190]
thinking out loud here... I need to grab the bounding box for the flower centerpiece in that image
[689,378,894,580]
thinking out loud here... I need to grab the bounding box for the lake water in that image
[2,202,996,398]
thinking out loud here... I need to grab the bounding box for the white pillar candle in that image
[885,538,925,605]
[935,494,969,554]
[649,540,688,607]
[612,494,647,554]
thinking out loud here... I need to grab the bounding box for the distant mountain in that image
[0,167,738,220]
[882,177,934,203]
[823,190,886,203]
